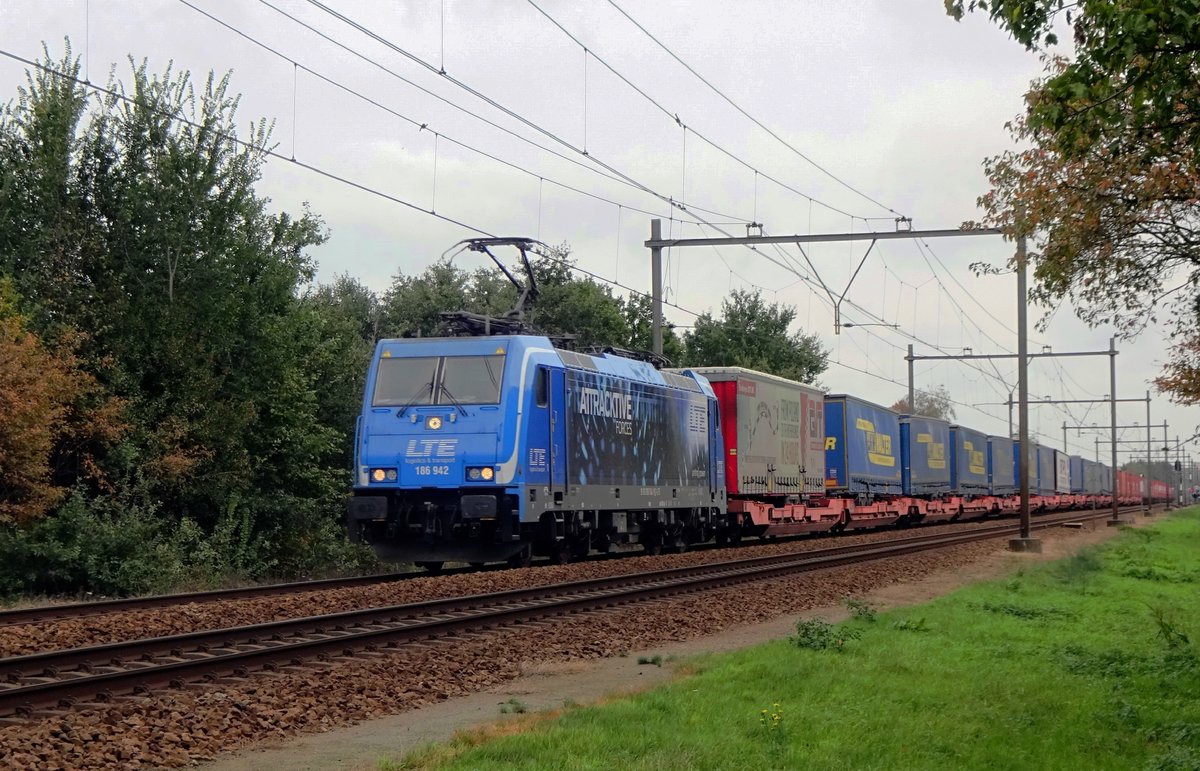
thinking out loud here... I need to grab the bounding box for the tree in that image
[299,275,380,467]
[890,385,957,421]
[519,248,627,348]
[682,290,828,383]
[379,260,475,339]
[0,47,357,579]
[378,245,655,353]
[622,293,684,364]
[0,280,124,524]
[946,1,1200,404]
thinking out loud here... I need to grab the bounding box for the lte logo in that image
[405,439,458,458]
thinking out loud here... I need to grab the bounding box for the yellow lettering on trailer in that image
[856,419,895,467]
[964,441,986,475]
[928,442,947,470]
[825,437,837,451]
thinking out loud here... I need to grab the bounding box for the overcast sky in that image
[3,0,1196,461]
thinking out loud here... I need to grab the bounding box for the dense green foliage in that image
[0,48,829,597]
[947,1,1200,404]
[683,289,828,384]
[0,49,378,594]
[400,509,1200,769]
[377,247,686,362]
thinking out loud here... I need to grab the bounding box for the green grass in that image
[390,508,1200,770]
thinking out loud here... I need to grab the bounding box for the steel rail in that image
[0,502,1129,628]
[0,508,1110,680]
[0,505,1155,717]
[0,570,441,628]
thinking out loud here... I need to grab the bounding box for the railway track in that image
[0,504,1155,630]
[0,570,438,629]
[0,505,1153,718]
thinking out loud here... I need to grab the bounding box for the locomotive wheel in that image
[415,561,444,573]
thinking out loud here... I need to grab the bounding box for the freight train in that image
[346,239,1170,568]
[346,336,1169,568]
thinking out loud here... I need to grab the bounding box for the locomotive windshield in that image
[372,354,506,407]
[440,355,505,404]
[373,357,438,407]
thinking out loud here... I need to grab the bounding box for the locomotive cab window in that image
[372,357,437,407]
[535,367,549,407]
[439,355,505,405]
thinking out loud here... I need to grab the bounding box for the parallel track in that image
[0,505,1157,717]
[0,571,426,629]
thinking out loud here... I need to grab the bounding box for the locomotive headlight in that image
[467,467,482,480]
[371,468,386,482]
[426,416,443,430]
[386,469,397,481]
[466,466,495,482]
[481,467,494,481]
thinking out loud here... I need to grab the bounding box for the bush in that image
[0,488,183,597]
[792,619,860,651]
[0,486,379,598]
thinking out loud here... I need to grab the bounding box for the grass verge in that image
[389,508,1200,770]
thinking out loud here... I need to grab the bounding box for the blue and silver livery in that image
[348,335,726,566]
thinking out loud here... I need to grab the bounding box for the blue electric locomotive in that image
[347,334,727,567]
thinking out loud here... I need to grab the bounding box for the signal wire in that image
[178,0,683,223]
[0,48,705,321]
[523,0,886,221]
[281,0,981,355]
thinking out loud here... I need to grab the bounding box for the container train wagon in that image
[348,338,1167,567]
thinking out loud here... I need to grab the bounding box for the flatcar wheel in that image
[507,550,532,569]
[415,561,444,573]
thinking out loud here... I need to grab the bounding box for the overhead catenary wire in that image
[177,0,683,224]
[913,238,1113,434]
[278,0,1005,386]
[522,0,887,222]
[242,0,754,226]
[265,0,935,329]
[603,0,907,220]
[298,0,757,227]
